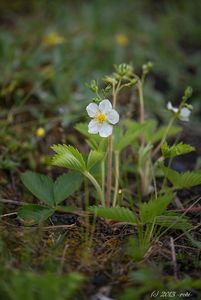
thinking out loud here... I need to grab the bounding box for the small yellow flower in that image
[43,32,65,46]
[36,127,46,138]
[115,33,129,46]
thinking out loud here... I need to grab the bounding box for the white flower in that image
[167,101,191,122]
[86,99,119,137]
[179,107,191,122]
[167,102,179,113]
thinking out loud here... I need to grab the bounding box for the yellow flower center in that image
[96,112,107,123]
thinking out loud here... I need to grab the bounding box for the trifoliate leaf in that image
[155,214,192,230]
[113,123,149,152]
[88,206,137,223]
[139,194,173,224]
[21,171,54,205]
[54,171,83,204]
[18,204,54,225]
[151,125,181,144]
[51,144,86,172]
[87,150,104,170]
[163,166,201,188]
[162,142,195,158]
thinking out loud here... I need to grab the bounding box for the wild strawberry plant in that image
[19,63,201,259]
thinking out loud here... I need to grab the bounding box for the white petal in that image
[86,103,99,117]
[99,99,112,113]
[106,109,119,124]
[167,102,178,113]
[88,120,101,134]
[99,122,113,137]
[179,108,191,122]
[167,102,172,110]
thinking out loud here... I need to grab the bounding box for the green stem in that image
[101,159,105,199]
[88,210,97,249]
[106,135,113,207]
[152,116,175,157]
[137,81,145,125]
[113,151,120,207]
[84,171,104,206]
[84,177,90,244]
[84,177,89,208]
[106,81,121,207]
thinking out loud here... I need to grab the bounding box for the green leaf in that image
[76,123,107,152]
[124,120,181,144]
[115,122,150,152]
[155,215,192,230]
[163,166,201,188]
[151,125,181,144]
[51,144,86,172]
[74,122,90,138]
[113,127,136,152]
[139,194,173,224]
[88,206,137,223]
[55,206,77,213]
[86,138,99,150]
[87,150,104,170]
[161,142,195,158]
[75,122,101,142]
[138,143,153,166]
[184,232,201,249]
[53,171,83,204]
[21,171,54,205]
[140,120,156,142]
[18,204,54,225]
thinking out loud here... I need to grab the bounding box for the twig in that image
[174,197,184,209]
[0,199,28,206]
[174,223,201,242]
[157,197,201,240]
[170,237,178,280]
[173,206,201,213]
[174,244,199,251]
[0,212,17,218]
[34,224,76,230]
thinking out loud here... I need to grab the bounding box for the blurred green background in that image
[0,0,201,119]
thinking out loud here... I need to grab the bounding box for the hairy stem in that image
[84,171,104,206]
[137,80,145,125]
[106,136,113,207]
[106,81,120,207]
[137,79,148,195]
[113,151,120,207]
[101,159,105,199]
[84,177,89,208]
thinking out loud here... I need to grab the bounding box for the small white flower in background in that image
[86,99,119,137]
[167,101,191,122]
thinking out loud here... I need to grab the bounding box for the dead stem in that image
[0,199,28,206]
[26,224,76,230]
[173,206,201,213]
[170,237,178,280]
[174,223,201,243]
[0,212,17,218]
